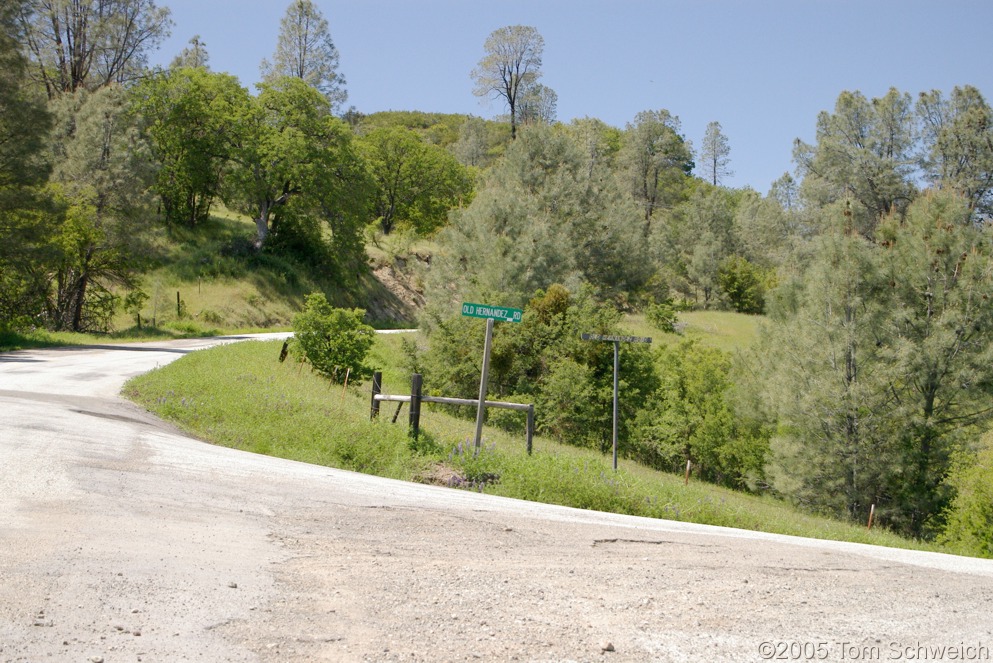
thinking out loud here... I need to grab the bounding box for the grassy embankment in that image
[122,310,951,556]
[1,210,413,352]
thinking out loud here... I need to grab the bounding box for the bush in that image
[645,298,678,333]
[291,293,374,384]
[718,255,767,314]
[630,340,765,488]
[938,436,993,558]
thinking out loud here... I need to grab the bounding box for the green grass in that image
[122,332,951,556]
[622,309,764,353]
[1,209,418,353]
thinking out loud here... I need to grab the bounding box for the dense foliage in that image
[291,292,374,384]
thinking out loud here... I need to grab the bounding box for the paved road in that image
[2,336,992,662]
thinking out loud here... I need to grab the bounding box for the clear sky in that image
[150,0,993,193]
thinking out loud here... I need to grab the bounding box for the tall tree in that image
[793,88,918,237]
[133,67,249,226]
[0,0,54,327]
[17,0,172,98]
[169,34,209,70]
[518,83,557,126]
[761,202,893,523]
[618,109,693,235]
[224,76,369,258]
[357,126,473,236]
[917,86,993,218]
[453,116,489,168]
[261,0,346,113]
[875,191,993,536]
[471,25,544,140]
[424,124,649,312]
[45,85,153,331]
[0,0,50,188]
[564,117,623,181]
[699,120,733,186]
[761,192,993,537]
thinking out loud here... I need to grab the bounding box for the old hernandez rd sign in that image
[461,302,524,323]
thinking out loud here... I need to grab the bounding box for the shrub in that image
[645,298,678,333]
[938,436,993,558]
[291,292,374,384]
[718,255,766,314]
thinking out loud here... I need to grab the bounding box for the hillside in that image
[110,210,426,333]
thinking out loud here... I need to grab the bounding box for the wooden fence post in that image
[370,371,382,420]
[526,404,535,456]
[409,373,423,440]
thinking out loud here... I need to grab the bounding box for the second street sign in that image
[581,333,652,343]
[461,302,523,323]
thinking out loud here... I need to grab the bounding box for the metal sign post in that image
[463,302,524,451]
[580,333,652,470]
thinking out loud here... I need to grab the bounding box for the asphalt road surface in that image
[2,335,993,663]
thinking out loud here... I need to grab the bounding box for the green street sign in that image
[581,333,652,344]
[461,302,523,323]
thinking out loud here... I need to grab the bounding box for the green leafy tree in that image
[48,191,138,331]
[0,0,49,189]
[133,67,250,226]
[453,116,490,168]
[422,284,657,453]
[631,340,761,487]
[17,0,172,98]
[564,117,623,180]
[733,187,811,273]
[518,83,557,126]
[761,192,993,536]
[656,184,738,306]
[224,76,370,258]
[357,126,473,235]
[262,0,346,112]
[0,0,53,327]
[291,293,374,384]
[471,25,544,140]
[43,86,152,331]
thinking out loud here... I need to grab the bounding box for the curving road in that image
[2,336,992,662]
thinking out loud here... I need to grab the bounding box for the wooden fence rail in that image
[370,371,534,454]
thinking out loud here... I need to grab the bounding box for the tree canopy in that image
[471,25,544,140]
[261,0,347,113]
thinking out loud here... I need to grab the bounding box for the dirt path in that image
[2,338,992,662]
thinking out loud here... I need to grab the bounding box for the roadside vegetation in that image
[123,330,937,555]
[5,1,993,558]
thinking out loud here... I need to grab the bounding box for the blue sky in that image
[150,0,993,193]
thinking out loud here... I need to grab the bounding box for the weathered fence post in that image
[409,373,423,440]
[370,371,382,420]
[526,404,535,456]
